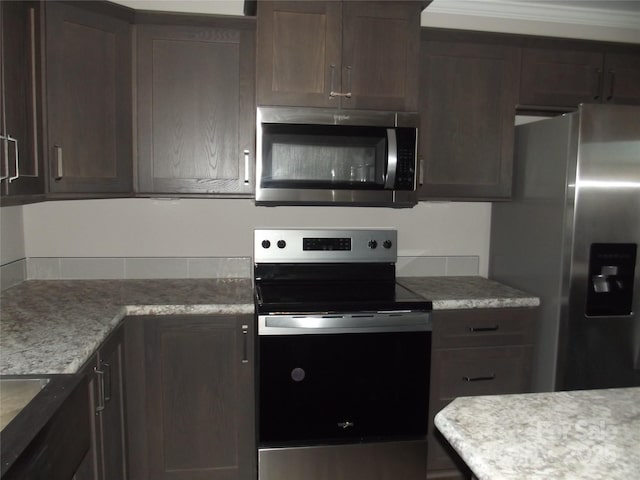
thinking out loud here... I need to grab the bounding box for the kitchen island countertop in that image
[435,387,640,480]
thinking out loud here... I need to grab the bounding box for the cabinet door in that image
[419,40,519,199]
[519,47,604,107]
[74,326,127,480]
[0,1,44,198]
[341,1,420,111]
[126,315,255,480]
[45,2,132,194]
[137,22,255,194]
[97,326,127,480]
[602,52,640,105]
[256,1,342,108]
[5,377,91,480]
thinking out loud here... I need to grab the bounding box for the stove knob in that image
[383,240,393,249]
[261,240,271,249]
[277,240,286,249]
[368,240,378,249]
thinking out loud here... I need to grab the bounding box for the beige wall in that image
[0,206,25,265]
[11,0,633,278]
[22,199,492,275]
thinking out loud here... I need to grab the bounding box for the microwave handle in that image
[384,129,397,189]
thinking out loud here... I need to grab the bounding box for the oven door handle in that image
[258,312,431,335]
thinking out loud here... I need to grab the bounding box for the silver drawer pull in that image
[469,325,499,332]
[463,374,496,382]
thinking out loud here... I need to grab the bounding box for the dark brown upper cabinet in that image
[0,1,45,201]
[419,30,520,200]
[136,18,255,195]
[45,1,133,195]
[256,1,421,111]
[601,52,640,105]
[520,45,640,109]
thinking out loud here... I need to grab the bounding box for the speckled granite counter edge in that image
[434,388,640,480]
[1,303,255,376]
[432,297,540,310]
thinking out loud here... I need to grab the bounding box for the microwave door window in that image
[261,128,386,189]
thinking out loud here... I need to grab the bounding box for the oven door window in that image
[258,331,431,446]
[260,124,387,190]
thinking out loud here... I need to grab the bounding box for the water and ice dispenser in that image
[587,243,637,316]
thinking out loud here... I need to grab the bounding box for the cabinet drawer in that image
[433,308,535,348]
[432,345,533,400]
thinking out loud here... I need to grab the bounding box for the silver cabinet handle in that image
[54,145,63,180]
[329,64,337,98]
[7,136,19,183]
[101,361,112,403]
[94,366,105,413]
[243,149,250,185]
[384,129,397,189]
[0,135,7,181]
[463,374,496,382]
[606,70,616,101]
[594,68,603,100]
[241,324,249,364]
[344,65,352,99]
[329,64,352,98]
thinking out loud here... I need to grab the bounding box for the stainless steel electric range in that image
[254,229,432,480]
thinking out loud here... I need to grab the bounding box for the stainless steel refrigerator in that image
[490,104,640,392]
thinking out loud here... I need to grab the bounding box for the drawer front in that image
[433,308,536,348]
[432,345,533,400]
[427,344,533,472]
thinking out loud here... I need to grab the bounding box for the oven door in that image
[258,317,431,446]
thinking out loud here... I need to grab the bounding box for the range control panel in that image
[254,229,397,263]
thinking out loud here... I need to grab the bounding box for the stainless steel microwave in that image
[255,107,419,207]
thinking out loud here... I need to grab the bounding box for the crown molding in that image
[427,0,640,30]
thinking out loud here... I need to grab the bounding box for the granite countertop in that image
[398,276,540,310]
[0,276,538,376]
[435,387,640,480]
[0,279,254,376]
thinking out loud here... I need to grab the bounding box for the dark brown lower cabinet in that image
[125,314,256,480]
[74,324,127,480]
[427,308,536,479]
[3,377,91,480]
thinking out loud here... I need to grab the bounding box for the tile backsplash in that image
[397,256,479,277]
[1,254,479,288]
[25,257,252,280]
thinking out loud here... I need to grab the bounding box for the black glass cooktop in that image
[255,280,432,314]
